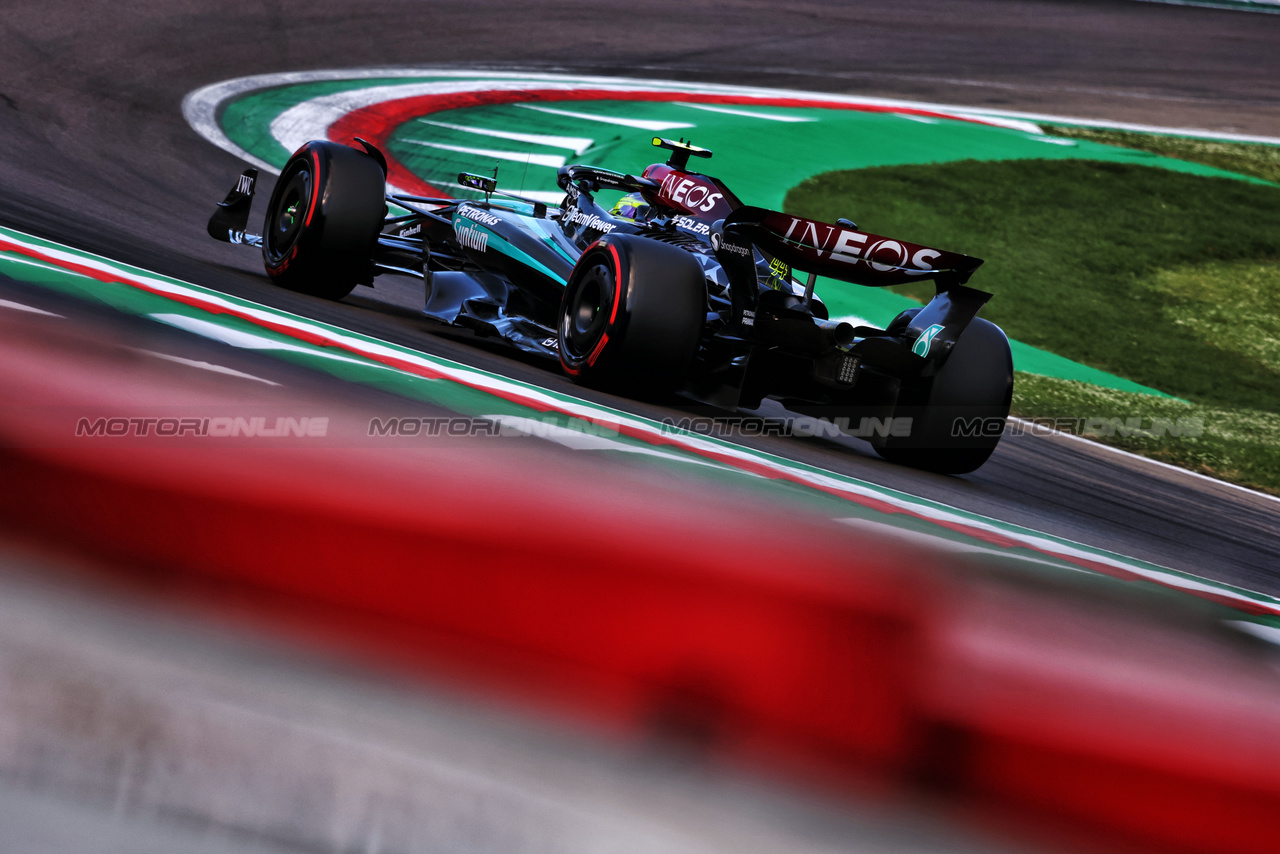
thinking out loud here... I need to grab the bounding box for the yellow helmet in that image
[610,192,651,222]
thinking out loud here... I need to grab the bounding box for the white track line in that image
[402,139,566,169]
[895,113,939,124]
[417,120,594,155]
[148,313,400,370]
[949,108,1280,144]
[1133,0,1280,13]
[673,102,814,122]
[133,349,282,386]
[0,298,62,317]
[483,415,738,471]
[514,103,694,131]
[1008,416,1280,506]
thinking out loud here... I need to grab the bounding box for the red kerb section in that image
[325,88,998,198]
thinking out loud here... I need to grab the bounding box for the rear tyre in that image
[262,140,386,300]
[558,234,705,396]
[872,317,1013,474]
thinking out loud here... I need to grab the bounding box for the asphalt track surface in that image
[1,0,1278,595]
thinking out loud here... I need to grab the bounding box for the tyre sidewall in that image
[262,141,385,300]
[558,241,629,377]
[558,234,704,393]
[262,145,322,279]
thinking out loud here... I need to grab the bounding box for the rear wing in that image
[723,206,982,288]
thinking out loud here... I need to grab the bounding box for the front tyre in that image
[558,234,705,396]
[872,317,1014,474]
[262,140,386,300]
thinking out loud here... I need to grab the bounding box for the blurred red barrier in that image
[918,583,1280,854]
[0,439,932,769]
[0,306,938,774]
[4,302,1280,853]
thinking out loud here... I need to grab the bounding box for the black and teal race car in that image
[208,136,1012,473]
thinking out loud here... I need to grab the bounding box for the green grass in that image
[784,155,1280,492]
[1150,260,1280,373]
[1012,373,1280,496]
[1041,125,1280,185]
[786,159,1280,412]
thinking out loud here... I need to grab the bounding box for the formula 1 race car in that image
[208,136,1012,473]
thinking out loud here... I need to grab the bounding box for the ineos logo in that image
[658,173,723,213]
[866,239,907,273]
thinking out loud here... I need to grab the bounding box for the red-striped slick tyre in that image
[261,140,386,300]
[558,234,706,396]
